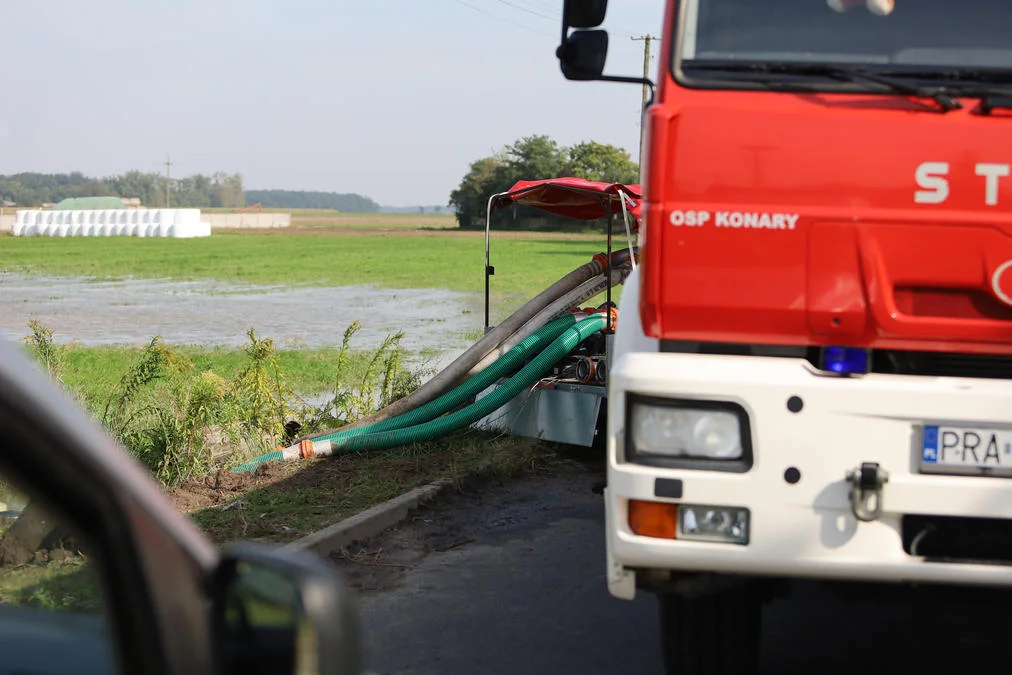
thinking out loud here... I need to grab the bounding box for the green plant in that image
[23,318,65,382]
[13,321,429,487]
[230,328,294,444]
[296,322,424,437]
[100,336,170,439]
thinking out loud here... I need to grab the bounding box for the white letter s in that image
[915,162,950,204]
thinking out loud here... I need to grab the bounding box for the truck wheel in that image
[659,587,762,675]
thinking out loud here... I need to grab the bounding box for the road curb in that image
[286,477,456,557]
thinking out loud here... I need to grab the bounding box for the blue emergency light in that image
[820,346,870,375]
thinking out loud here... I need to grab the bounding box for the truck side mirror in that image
[211,543,361,675]
[557,29,610,81]
[563,0,608,28]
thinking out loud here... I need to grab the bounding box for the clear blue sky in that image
[2,1,665,206]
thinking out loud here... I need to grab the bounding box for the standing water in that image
[0,272,485,371]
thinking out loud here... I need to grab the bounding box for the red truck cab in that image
[558,2,1012,673]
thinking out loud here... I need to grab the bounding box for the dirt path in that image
[166,436,557,545]
[327,456,604,594]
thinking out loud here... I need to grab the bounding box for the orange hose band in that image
[592,252,608,268]
[299,439,315,458]
[599,307,619,333]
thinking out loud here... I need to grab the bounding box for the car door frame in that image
[0,338,220,675]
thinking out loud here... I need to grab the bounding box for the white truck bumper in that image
[606,351,1012,599]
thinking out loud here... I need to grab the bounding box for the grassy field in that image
[0,211,620,611]
[59,342,403,409]
[0,229,612,300]
[0,556,103,613]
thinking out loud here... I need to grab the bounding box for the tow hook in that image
[845,462,889,522]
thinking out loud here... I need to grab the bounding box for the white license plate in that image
[921,425,1012,475]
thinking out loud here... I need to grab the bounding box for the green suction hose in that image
[312,312,605,455]
[313,314,578,442]
[233,313,606,472]
[234,449,283,474]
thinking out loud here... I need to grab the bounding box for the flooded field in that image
[0,272,484,364]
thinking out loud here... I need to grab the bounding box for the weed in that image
[101,336,170,438]
[22,321,425,487]
[230,329,294,446]
[23,318,65,382]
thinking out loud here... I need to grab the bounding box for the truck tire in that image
[659,587,762,675]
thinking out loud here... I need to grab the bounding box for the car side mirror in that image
[563,0,608,28]
[211,543,361,675]
[557,29,609,81]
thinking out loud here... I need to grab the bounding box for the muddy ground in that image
[165,436,560,545]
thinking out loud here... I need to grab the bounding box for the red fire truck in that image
[557,1,1012,672]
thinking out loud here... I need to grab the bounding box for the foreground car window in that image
[0,470,114,674]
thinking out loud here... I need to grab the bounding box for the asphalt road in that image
[330,461,1010,675]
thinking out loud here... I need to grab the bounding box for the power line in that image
[493,0,557,20]
[525,0,559,12]
[451,0,553,36]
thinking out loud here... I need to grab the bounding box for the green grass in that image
[188,432,567,545]
[0,230,610,299]
[59,343,392,409]
[0,557,103,613]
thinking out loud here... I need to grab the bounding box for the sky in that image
[2,1,666,206]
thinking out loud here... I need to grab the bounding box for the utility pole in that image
[163,154,173,208]
[631,35,657,169]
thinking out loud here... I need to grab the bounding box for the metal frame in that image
[483,186,636,332]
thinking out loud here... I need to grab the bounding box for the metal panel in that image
[472,381,605,447]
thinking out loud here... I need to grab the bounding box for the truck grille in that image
[871,350,1012,380]
[903,515,1012,565]
[659,342,1012,380]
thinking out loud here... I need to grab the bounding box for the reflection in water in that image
[0,273,484,369]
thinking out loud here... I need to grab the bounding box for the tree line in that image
[448,135,639,229]
[245,189,380,212]
[0,171,245,209]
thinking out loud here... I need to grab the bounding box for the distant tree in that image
[563,141,639,185]
[244,189,380,212]
[448,135,637,229]
[105,171,161,205]
[211,172,244,208]
[0,170,246,208]
[496,135,566,184]
[448,156,503,228]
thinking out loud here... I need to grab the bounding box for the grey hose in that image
[467,265,630,377]
[305,255,607,438]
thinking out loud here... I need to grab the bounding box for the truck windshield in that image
[677,0,1011,74]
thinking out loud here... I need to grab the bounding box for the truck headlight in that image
[628,398,748,462]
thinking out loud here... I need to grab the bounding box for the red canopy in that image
[494,177,642,222]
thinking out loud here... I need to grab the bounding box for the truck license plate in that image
[921,425,1012,475]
